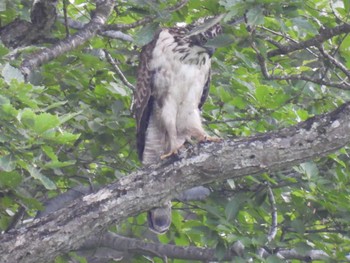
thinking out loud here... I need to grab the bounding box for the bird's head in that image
[185,15,224,56]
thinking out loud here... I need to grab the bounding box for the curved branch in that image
[1,102,350,263]
[267,185,277,243]
[252,41,350,90]
[267,23,350,57]
[318,44,350,79]
[20,0,115,76]
[83,232,238,261]
[58,17,134,42]
[104,50,135,91]
[82,231,329,261]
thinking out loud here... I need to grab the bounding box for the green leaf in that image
[344,0,350,13]
[134,22,159,46]
[187,14,225,37]
[44,160,76,169]
[266,255,285,263]
[291,17,318,36]
[1,103,18,119]
[17,108,36,128]
[291,219,305,234]
[19,109,62,134]
[225,198,241,221]
[34,113,60,134]
[0,171,22,188]
[295,242,312,256]
[0,215,10,231]
[219,0,240,9]
[42,145,58,161]
[51,132,80,144]
[206,34,236,48]
[43,101,68,111]
[19,196,44,210]
[0,95,10,105]
[108,82,128,97]
[27,165,56,190]
[0,154,16,172]
[2,63,24,84]
[299,162,319,179]
[214,240,227,261]
[59,111,82,125]
[246,7,264,26]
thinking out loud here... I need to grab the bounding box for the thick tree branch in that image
[83,232,239,261]
[267,23,350,57]
[58,17,134,42]
[0,0,57,48]
[20,0,115,76]
[82,232,329,261]
[1,102,350,263]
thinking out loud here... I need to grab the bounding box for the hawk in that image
[134,18,222,234]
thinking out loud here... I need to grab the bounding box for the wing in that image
[133,32,160,161]
[198,70,211,110]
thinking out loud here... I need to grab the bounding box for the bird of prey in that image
[133,18,222,234]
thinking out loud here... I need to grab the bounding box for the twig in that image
[260,26,319,58]
[318,44,350,80]
[267,185,277,243]
[204,115,261,124]
[105,0,189,31]
[251,40,350,90]
[63,0,70,37]
[101,30,133,42]
[104,50,135,92]
[105,17,154,31]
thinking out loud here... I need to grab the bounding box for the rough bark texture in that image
[1,102,350,263]
[20,0,115,76]
[0,0,58,48]
[267,23,350,57]
[81,232,328,262]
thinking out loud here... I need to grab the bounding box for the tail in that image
[140,115,172,234]
[147,201,172,234]
[141,114,167,165]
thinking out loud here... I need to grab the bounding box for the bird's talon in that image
[160,150,178,160]
[203,135,222,142]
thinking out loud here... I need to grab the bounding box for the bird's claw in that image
[202,135,222,143]
[160,150,178,160]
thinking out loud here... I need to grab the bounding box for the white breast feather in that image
[142,29,211,164]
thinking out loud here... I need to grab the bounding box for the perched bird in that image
[133,17,222,234]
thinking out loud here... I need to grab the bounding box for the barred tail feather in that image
[142,115,166,165]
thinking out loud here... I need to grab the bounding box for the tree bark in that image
[80,232,329,262]
[20,0,115,76]
[0,0,57,48]
[1,102,350,263]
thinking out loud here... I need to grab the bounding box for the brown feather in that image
[133,31,161,161]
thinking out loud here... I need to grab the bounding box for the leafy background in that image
[1,0,350,262]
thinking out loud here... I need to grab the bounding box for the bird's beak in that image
[204,46,216,57]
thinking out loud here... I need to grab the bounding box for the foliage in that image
[1,0,350,262]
